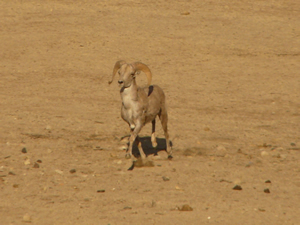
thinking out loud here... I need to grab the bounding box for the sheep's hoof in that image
[167,155,173,160]
[125,153,131,159]
[128,163,135,170]
[152,142,157,148]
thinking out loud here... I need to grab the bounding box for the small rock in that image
[265,180,271,183]
[179,204,193,211]
[233,185,242,190]
[33,163,39,168]
[204,127,210,131]
[123,206,132,210]
[119,145,128,151]
[260,151,269,157]
[94,146,103,151]
[110,153,117,158]
[21,148,27,153]
[13,184,19,188]
[180,11,190,15]
[175,186,183,191]
[24,158,31,165]
[264,188,270,193]
[45,125,51,130]
[290,143,296,146]
[37,159,42,163]
[258,208,266,212]
[69,169,76,174]
[219,179,232,183]
[97,189,105,193]
[8,171,16,175]
[272,152,281,158]
[55,169,63,175]
[245,162,253,167]
[23,213,31,222]
[162,176,170,181]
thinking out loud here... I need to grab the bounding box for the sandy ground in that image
[1,0,300,224]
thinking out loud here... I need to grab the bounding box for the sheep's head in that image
[109,61,152,88]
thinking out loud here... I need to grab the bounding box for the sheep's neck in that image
[120,79,138,109]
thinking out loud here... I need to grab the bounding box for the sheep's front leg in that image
[125,122,145,160]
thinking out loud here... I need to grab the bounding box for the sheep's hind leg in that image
[151,119,157,148]
[135,136,146,159]
[159,108,173,159]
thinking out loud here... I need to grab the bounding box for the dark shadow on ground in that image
[130,136,173,158]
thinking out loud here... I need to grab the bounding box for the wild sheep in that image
[109,61,173,163]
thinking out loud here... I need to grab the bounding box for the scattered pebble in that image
[265,180,271,183]
[13,184,19,188]
[8,171,16,175]
[258,208,266,212]
[233,185,242,190]
[24,158,31,165]
[97,189,105,193]
[69,169,76,174]
[33,163,39,168]
[119,145,128,151]
[179,204,193,211]
[219,179,232,183]
[162,176,170,181]
[204,127,210,131]
[181,11,190,15]
[175,186,183,191]
[264,188,270,193]
[290,143,296,146]
[55,169,63,175]
[37,159,42,163]
[21,148,27,153]
[94,146,103,151]
[260,151,269,157]
[123,206,132,210]
[110,153,117,158]
[23,213,31,222]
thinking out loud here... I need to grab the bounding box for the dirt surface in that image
[1,0,300,224]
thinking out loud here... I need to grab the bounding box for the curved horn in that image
[108,60,126,84]
[131,62,152,86]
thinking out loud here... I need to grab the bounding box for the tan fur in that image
[109,61,173,161]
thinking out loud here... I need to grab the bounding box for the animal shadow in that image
[131,136,173,158]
